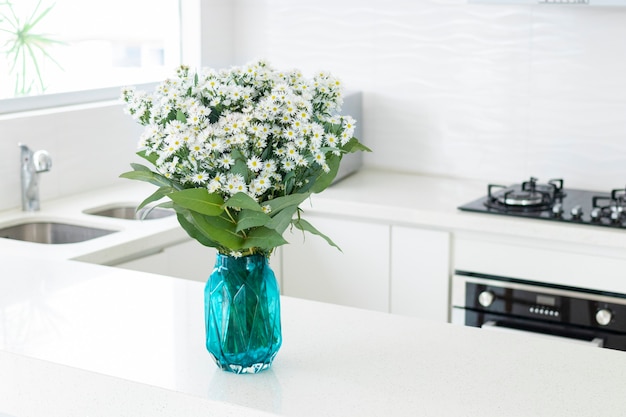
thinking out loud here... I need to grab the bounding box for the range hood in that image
[470,0,626,5]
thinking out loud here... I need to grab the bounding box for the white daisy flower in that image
[208,176,223,193]
[341,131,352,145]
[187,109,203,125]
[189,141,205,157]
[253,176,271,192]
[282,159,295,172]
[207,138,225,153]
[191,171,209,184]
[294,138,307,149]
[165,119,185,134]
[167,135,184,150]
[247,156,263,172]
[225,173,247,195]
[296,155,308,167]
[220,154,235,169]
[285,145,300,160]
[325,134,339,147]
[262,159,277,173]
[284,128,297,140]
[313,152,326,165]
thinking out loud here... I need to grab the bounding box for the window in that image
[0,0,182,109]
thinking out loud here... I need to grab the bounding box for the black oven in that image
[452,271,626,351]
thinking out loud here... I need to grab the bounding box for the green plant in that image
[0,0,62,96]
[121,60,370,258]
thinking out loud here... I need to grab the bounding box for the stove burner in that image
[496,190,545,207]
[486,177,564,212]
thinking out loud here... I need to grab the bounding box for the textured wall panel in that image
[236,0,626,190]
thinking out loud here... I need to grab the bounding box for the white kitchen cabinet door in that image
[281,215,390,312]
[390,226,450,322]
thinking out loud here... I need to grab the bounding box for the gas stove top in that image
[458,177,626,229]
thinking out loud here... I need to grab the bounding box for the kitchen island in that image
[1,256,625,417]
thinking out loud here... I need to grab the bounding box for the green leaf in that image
[235,209,271,232]
[225,192,264,212]
[155,201,175,209]
[293,165,324,194]
[265,205,298,235]
[119,169,173,188]
[175,211,220,248]
[137,150,159,165]
[137,186,175,211]
[130,163,152,172]
[293,218,342,251]
[263,192,310,214]
[168,188,224,216]
[188,211,244,250]
[309,157,340,193]
[284,172,295,195]
[241,227,288,250]
[230,148,249,180]
[309,138,371,194]
[343,137,372,153]
[176,110,187,123]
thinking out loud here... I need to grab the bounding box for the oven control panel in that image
[454,272,626,332]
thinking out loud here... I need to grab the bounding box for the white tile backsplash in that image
[1,1,625,212]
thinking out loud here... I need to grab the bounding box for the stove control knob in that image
[478,291,495,308]
[590,207,601,222]
[610,210,621,223]
[596,309,612,326]
[570,205,583,219]
[552,203,563,217]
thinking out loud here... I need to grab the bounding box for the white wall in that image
[233,0,626,191]
[1,0,625,212]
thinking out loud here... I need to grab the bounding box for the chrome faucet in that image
[19,143,52,211]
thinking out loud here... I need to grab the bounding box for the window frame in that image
[0,83,158,115]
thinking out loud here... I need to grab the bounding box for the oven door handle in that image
[481,321,604,348]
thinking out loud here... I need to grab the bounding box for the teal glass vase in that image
[204,253,282,374]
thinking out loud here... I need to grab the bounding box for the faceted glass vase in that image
[204,253,282,374]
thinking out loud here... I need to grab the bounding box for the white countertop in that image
[3,169,626,415]
[2,256,626,417]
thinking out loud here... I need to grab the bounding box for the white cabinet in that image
[281,216,451,321]
[115,217,451,321]
[390,226,450,322]
[281,215,390,312]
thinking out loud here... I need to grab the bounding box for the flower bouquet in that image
[121,59,370,373]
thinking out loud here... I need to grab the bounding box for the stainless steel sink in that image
[86,206,174,220]
[0,222,116,244]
